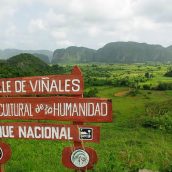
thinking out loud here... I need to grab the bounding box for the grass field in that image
[1,64,172,172]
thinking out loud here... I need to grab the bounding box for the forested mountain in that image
[0,49,52,63]
[52,46,95,64]
[52,42,172,64]
[166,45,172,58]
[1,42,172,64]
[33,53,50,64]
[0,53,64,78]
[95,42,172,63]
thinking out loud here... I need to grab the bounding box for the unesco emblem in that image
[71,149,90,168]
[0,147,3,160]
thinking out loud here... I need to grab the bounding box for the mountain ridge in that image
[52,41,172,64]
[1,41,172,64]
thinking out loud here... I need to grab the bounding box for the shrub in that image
[143,100,172,132]
[155,82,172,90]
[143,84,151,90]
[84,88,98,97]
[164,68,172,77]
[145,72,153,79]
[127,89,140,96]
[142,113,172,132]
[145,102,169,116]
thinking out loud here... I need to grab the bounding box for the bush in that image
[155,82,172,90]
[145,72,153,79]
[84,88,98,97]
[143,100,172,132]
[127,89,140,96]
[142,113,172,132]
[143,84,151,90]
[145,102,169,116]
[164,68,172,77]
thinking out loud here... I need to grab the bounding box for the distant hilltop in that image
[1,42,172,64]
[0,49,53,64]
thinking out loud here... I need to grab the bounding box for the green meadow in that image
[1,63,172,172]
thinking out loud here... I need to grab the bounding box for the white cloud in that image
[28,19,47,33]
[46,9,66,26]
[0,0,172,50]
[51,31,67,40]
[56,40,74,48]
[132,0,172,23]
[87,26,101,37]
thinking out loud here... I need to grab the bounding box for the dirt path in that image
[114,90,130,97]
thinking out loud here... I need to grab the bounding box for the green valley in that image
[0,54,172,172]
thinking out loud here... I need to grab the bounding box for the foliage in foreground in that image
[0,53,65,78]
[0,58,171,171]
[143,100,172,132]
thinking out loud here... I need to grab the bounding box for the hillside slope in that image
[52,42,172,64]
[0,53,50,78]
[52,46,95,64]
[95,42,170,63]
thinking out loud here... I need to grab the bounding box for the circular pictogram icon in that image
[0,147,3,160]
[71,149,90,168]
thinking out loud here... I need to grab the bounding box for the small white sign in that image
[79,128,93,140]
[71,149,90,168]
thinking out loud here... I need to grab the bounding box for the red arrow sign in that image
[0,122,100,143]
[0,142,12,164]
[0,97,112,122]
[0,66,83,96]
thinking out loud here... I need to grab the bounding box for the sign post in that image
[72,66,85,172]
[0,66,113,171]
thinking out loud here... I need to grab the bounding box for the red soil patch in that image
[114,90,130,97]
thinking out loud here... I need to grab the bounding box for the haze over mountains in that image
[0,49,53,64]
[1,42,172,64]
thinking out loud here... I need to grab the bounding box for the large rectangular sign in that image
[0,97,112,122]
[0,67,83,96]
[0,122,100,143]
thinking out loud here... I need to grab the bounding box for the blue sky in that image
[0,0,172,50]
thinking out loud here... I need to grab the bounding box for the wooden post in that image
[73,121,85,172]
[0,165,4,172]
[72,66,85,172]
[73,100,84,172]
